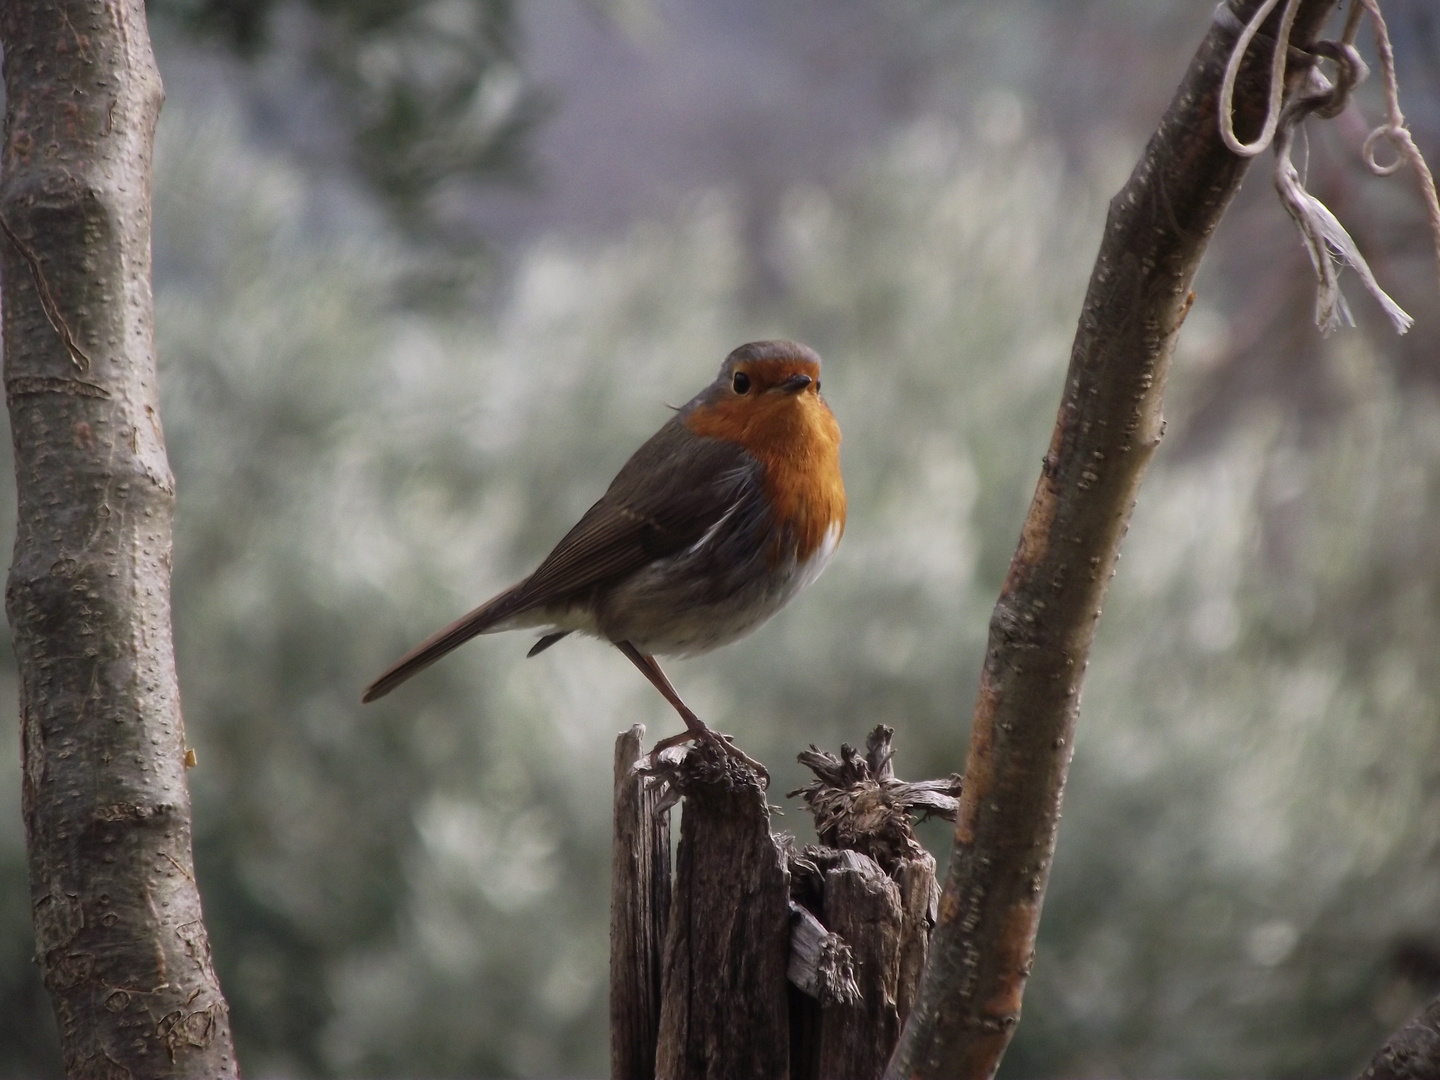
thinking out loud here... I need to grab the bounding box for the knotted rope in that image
[1215,0,1440,333]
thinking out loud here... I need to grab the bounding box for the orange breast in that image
[686,388,846,563]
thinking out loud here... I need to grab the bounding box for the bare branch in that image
[884,3,1342,1078]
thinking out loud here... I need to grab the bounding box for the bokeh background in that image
[3,0,1440,1075]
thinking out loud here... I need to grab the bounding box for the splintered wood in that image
[611,725,960,1080]
[611,726,672,1080]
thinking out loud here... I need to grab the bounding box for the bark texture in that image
[611,726,670,1080]
[653,743,791,1080]
[1357,996,1440,1080]
[1,2,238,1076]
[883,3,1340,1078]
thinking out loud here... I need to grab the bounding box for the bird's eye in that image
[814,380,821,392]
[732,371,751,394]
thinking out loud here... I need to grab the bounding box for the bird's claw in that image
[705,728,771,789]
[646,727,770,789]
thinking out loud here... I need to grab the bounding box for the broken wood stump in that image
[788,727,957,1080]
[610,725,960,1080]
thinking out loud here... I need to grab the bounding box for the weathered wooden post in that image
[612,726,672,1080]
[651,745,793,1080]
[611,726,959,1080]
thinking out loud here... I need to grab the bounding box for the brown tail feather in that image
[362,586,527,703]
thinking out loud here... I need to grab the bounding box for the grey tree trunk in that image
[1,2,239,1076]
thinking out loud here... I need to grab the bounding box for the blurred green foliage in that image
[147,0,546,252]
[2,5,1440,1079]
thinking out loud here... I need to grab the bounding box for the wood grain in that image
[611,726,671,1080]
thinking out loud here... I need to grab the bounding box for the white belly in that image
[603,518,842,657]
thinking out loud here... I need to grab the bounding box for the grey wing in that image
[510,418,763,611]
[362,422,760,703]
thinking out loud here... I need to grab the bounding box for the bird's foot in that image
[648,726,770,789]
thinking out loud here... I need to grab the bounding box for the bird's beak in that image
[775,373,813,394]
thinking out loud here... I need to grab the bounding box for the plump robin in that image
[362,340,845,779]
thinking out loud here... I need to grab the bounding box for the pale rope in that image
[1352,0,1440,303]
[1274,122,1413,332]
[1217,0,1306,157]
[1214,0,1433,334]
[1271,43,1411,333]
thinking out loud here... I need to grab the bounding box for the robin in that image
[362,340,845,781]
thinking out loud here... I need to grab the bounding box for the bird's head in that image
[684,339,840,476]
[713,339,824,402]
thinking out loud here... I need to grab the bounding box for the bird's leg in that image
[615,641,705,733]
[615,641,770,786]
